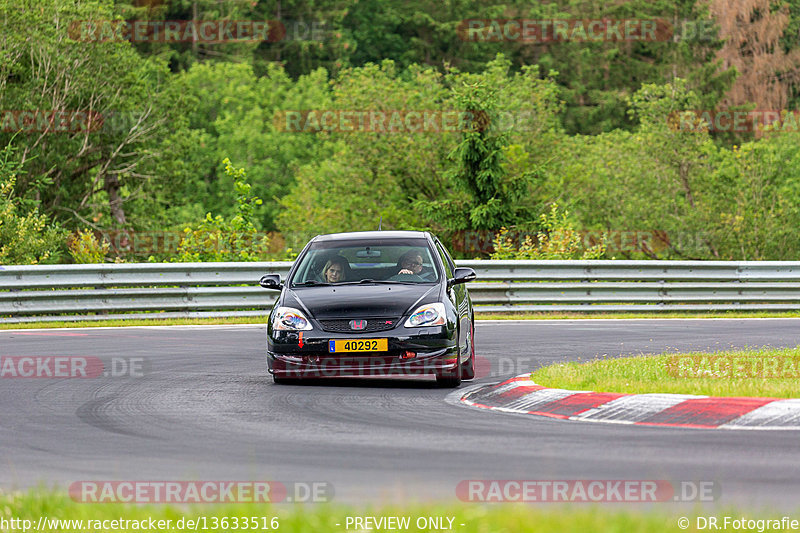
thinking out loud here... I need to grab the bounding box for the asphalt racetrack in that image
[2,319,800,510]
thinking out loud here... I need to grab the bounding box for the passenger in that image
[322,256,348,283]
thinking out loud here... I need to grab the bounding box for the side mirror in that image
[448,267,477,288]
[259,274,282,290]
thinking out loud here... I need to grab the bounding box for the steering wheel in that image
[388,272,424,282]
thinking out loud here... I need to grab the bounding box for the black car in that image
[259,231,477,387]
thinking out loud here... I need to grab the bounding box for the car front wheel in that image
[460,322,475,380]
[436,353,462,388]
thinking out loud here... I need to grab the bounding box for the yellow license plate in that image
[328,339,388,353]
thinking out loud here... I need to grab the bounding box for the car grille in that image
[318,319,399,333]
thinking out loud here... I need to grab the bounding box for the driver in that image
[397,250,425,276]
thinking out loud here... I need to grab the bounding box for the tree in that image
[711,0,800,112]
[170,159,271,262]
[0,0,171,230]
[341,0,508,73]
[416,78,517,231]
[415,56,561,235]
[704,129,800,259]
[162,61,332,231]
[545,80,722,259]
[506,0,735,134]
[276,60,455,245]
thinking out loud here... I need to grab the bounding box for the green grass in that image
[479,310,800,320]
[531,345,800,399]
[0,488,731,532]
[0,316,271,330]
[2,310,799,330]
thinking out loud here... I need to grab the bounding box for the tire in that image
[460,322,476,380]
[436,354,462,388]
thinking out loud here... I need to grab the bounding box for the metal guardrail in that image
[1,260,800,323]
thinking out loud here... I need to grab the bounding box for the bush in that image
[171,158,270,262]
[67,229,110,263]
[491,204,606,260]
[0,143,64,264]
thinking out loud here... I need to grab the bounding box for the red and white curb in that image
[460,375,800,430]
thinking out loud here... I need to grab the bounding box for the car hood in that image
[284,284,440,320]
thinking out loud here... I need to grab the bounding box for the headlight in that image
[404,302,446,327]
[273,307,313,331]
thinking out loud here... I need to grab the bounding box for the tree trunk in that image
[104,173,126,225]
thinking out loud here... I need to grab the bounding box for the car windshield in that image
[290,238,440,286]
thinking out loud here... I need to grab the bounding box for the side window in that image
[434,240,454,278]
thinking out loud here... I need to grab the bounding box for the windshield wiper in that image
[292,280,330,286]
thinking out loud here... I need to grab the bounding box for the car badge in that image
[350,319,366,330]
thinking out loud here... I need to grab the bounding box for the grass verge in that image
[531,345,800,398]
[2,310,800,330]
[479,310,800,320]
[0,317,271,330]
[1,489,718,532]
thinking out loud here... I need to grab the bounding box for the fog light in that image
[400,351,416,360]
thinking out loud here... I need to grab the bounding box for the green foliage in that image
[341,0,508,73]
[161,62,332,231]
[171,159,270,262]
[416,56,561,234]
[491,204,606,260]
[276,60,455,245]
[703,134,800,259]
[421,78,513,231]
[547,80,714,259]
[2,0,800,262]
[106,0,741,137]
[67,229,110,264]
[113,0,354,78]
[1,0,173,230]
[546,79,800,260]
[524,0,735,134]
[277,55,563,250]
[0,143,64,264]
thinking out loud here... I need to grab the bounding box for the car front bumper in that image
[266,325,459,378]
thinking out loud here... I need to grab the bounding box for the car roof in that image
[312,231,431,241]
